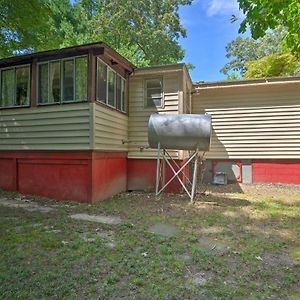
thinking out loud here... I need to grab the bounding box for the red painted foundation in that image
[253,159,300,184]
[0,151,127,203]
[127,159,189,193]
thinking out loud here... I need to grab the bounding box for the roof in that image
[194,76,300,89]
[0,41,136,71]
[133,63,193,83]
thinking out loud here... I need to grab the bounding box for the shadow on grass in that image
[196,194,251,207]
[206,183,244,194]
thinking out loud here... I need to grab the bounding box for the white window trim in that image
[0,64,31,108]
[144,77,164,109]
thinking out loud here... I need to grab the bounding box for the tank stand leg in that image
[191,149,199,202]
[155,143,161,196]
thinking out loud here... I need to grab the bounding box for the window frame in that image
[96,57,127,113]
[0,64,31,109]
[36,55,88,106]
[144,77,164,109]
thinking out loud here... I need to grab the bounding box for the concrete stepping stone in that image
[178,253,193,263]
[196,237,230,255]
[70,213,122,225]
[149,223,178,237]
[0,198,54,213]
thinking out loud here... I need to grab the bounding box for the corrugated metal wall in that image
[93,103,128,151]
[192,81,300,159]
[128,70,182,159]
[0,103,91,150]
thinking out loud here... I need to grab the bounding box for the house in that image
[0,42,192,202]
[0,42,299,202]
[193,78,300,185]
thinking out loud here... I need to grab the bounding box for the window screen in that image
[1,69,14,107]
[145,78,163,108]
[49,61,60,103]
[38,63,49,104]
[97,60,107,103]
[63,60,74,101]
[15,67,30,106]
[75,56,87,101]
[107,68,116,107]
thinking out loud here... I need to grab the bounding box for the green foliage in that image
[244,53,300,78]
[0,0,60,57]
[221,29,285,76]
[226,72,241,80]
[236,0,300,54]
[0,0,192,66]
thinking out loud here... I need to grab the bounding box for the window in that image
[97,60,107,103]
[75,56,87,101]
[0,65,30,108]
[37,56,87,104]
[116,76,125,111]
[49,61,61,103]
[96,58,126,112]
[63,60,74,101]
[144,78,163,108]
[107,68,116,107]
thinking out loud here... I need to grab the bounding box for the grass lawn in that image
[0,184,300,299]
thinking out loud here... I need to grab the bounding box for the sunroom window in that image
[0,65,30,108]
[37,56,87,104]
[107,69,116,107]
[96,58,126,112]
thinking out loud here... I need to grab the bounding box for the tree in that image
[244,53,300,78]
[0,0,192,67]
[221,29,284,76]
[236,0,300,54]
[0,0,59,57]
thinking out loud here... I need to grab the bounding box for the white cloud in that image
[204,0,241,17]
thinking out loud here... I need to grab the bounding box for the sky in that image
[179,0,246,82]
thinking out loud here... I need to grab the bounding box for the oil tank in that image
[148,113,211,151]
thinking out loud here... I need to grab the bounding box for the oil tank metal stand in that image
[148,113,212,202]
[155,143,202,202]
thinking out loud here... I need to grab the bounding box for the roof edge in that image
[194,76,300,88]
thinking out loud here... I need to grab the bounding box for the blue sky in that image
[179,0,245,82]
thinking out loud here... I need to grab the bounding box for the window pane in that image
[147,97,161,107]
[107,69,116,107]
[38,63,49,104]
[121,79,126,112]
[1,69,14,107]
[145,78,162,108]
[147,79,162,89]
[147,88,161,98]
[97,60,107,103]
[63,60,74,101]
[49,62,60,103]
[116,76,122,110]
[15,67,30,106]
[75,56,87,101]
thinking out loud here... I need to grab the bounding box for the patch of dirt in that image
[70,213,122,225]
[261,252,298,267]
[0,198,55,213]
[186,268,215,287]
[196,237,230,255]
[148,223,178,237]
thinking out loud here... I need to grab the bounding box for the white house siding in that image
[0,103,91,150]
[128,66,186,159]
[93,103,128,151]
[192,80,300,159]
